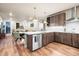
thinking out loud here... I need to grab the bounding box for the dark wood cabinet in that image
[46,33,54,44]
[55,32,64,43]
[64,33,72,46]
[51,32,54,42]
[77,34,79,48]
[55,32,61,42]
[72,34,79,48]
[27,32,79,51]
[55,32,72,46]
[42,33,47,46]
[58,13,65,26]
[42,32,54,46]
[54,32,59,42]
[55,15,59,26]
[47,13,65,26]
[27,35,32,51]
[59,33,65,43]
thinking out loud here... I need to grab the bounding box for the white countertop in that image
[53,31,79,34]
[13,31,79,35]
[18,31,54,35]
[18,31,43,35]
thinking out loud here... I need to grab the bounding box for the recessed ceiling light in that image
[9,12,13,16]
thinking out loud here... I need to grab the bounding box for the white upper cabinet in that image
[77,6,79,18]
[66,8,75,20]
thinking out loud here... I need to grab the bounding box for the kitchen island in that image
[17,31,55,51]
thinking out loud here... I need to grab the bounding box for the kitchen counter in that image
[14,31,79,35]
[55,31,79,34]
[17,31,54,35]
[18,31,43,35]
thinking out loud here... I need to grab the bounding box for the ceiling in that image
[0,3,79,20]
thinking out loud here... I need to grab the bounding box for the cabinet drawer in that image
[72,34,79,48]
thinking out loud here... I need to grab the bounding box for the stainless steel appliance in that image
[32,34,42,51]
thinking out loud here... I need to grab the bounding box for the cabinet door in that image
[54,32,61,43]
[63,33,67,44]
[46,33,49,44]
[27,35,32,51]
[55,15,59,26]
[46,33,54,44]
[45,33,51,44]
[58,13,65,26]
[42,33,47,46]
[54,32,58,42]
[58,33,62,43]
[77,34,79,48]
[50,16,55,26]
[59,33,64,43]
[52,33,54,42]
[42,33,54,46]
[72,34,78,48]
[65,33,72,46]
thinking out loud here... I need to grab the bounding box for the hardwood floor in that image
[0,36,79,56]
[0,36,19,56]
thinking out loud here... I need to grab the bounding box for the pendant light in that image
[43,12,47,24]
[29,7,37,21]
[9,12,13,20]
[33,7,38,22]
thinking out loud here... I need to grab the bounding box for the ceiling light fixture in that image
[29,7,38,21]
[9,12,14,20]
[43,12,47,24]
[33,7,37,20]
[9,12,13,17]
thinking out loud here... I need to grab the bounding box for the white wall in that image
[12,19,44,31]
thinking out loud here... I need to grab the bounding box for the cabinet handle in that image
[35,36,37,42]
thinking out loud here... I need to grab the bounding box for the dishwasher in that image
[32,34,42,51]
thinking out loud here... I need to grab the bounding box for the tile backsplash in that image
[46,26,65,32]
[46,21,79,33]
[66,21,79,33]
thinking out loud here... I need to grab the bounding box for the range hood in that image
[66,6,79,23]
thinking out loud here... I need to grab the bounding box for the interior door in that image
[6,22,11,34]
